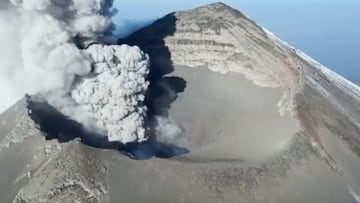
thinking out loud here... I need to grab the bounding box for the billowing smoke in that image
[1,0,151,144]
[72,44,149,143]
[10,0,111,93]
[153,116,183,144]
[0,1,22,111]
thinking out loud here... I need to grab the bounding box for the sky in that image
[113,0,360,84]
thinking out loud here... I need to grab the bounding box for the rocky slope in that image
[1,2,360,203]
[121,2,360,167]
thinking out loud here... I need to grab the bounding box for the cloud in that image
[153,116,183,144]
[0,0,151,144]
[0,3,23,112]
[72,44,150,143]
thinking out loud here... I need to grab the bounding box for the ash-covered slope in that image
[121,2,360,163]
[1,2,360,203]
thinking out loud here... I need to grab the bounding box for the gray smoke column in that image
[6,0,151,143]
[72,45,149,143]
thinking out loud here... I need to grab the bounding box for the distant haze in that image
[114,0,360,84]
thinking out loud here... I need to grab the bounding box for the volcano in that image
[1,3,360,203]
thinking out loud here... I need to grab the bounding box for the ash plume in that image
[72,44,149,143]
[0,0,151,144]
[0,1,22,111]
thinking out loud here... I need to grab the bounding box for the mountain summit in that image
[1,3,360,202]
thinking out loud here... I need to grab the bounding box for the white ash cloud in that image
[153,116,183,144]
[0,0,151,144]
[9,0,108,94]
[72,44,150,143]
[0,2,23,112]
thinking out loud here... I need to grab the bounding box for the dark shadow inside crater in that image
[118,13,188,143]
[26,95,188,160]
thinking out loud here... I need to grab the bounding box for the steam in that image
[153,116,183,144]
[349,186,360,203]
[0,2,22,111]
[10,0,108,93]
[72,44,149,143]
[0,0,151,144]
